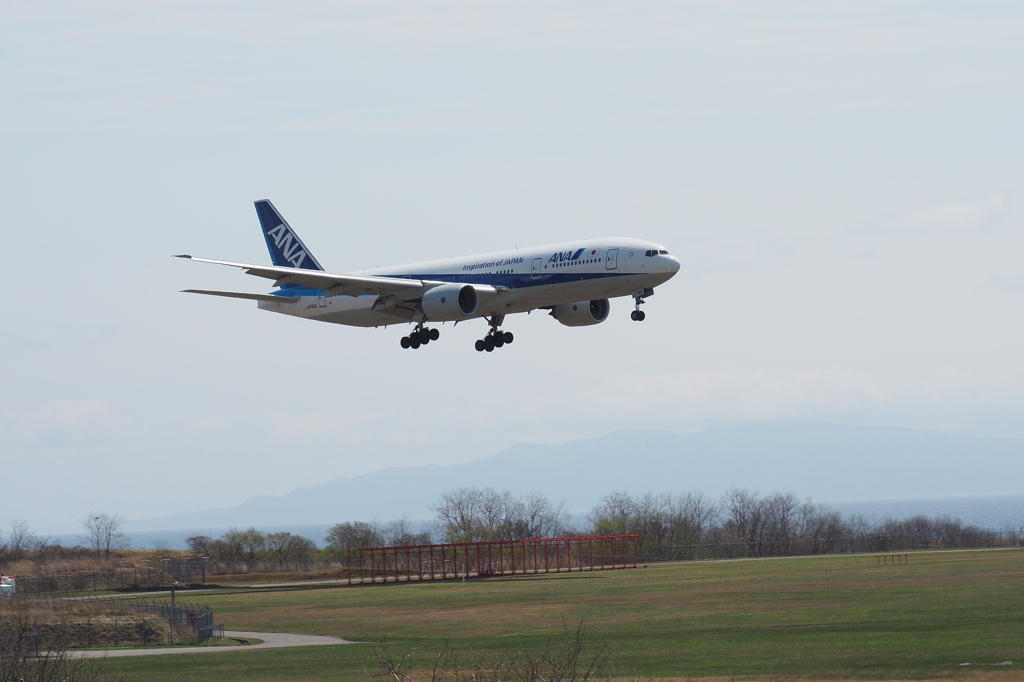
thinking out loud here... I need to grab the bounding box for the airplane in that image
[177,200,680,352]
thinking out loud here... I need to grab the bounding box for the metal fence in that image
[18,559,211,595]
[161,557,209,585]
[335,531,1021,585]
[347,535,641,584]
[28,596,220,645]
[16,567,168,595]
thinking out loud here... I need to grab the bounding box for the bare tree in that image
[589,491,635,536]
[382,517,433,547]
[434,488,492,542]
[434,488,567,543]
[186,534,212,555]
[760,493,800,556]
[324,521,384,556]
[82,512,128,557]
[209,528,266,561]
[266,532,316,563]
[589,491,718,561]
[237,528,266,560]
[209,529,245,561]
[6,520,39,558]
[796,501,846,554]
[721,489,769,557]
[503,493,567,540]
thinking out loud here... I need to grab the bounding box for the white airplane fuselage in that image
[179,200,680,351]
[257,237,680,327]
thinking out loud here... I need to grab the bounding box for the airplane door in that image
[531,257,543,279]
[606,248,619,270]
[317,292,327,308]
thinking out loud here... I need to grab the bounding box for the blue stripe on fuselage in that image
[269,270,633,297]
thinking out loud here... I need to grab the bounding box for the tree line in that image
[3,488,1012,567]
[0,513,131,563]
[182,487,1008,565]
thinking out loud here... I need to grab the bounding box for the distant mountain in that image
[128,422,1023,532]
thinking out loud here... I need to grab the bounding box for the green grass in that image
[101,549,1024,680]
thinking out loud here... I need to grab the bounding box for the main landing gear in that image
[400,325,440,350]
[475,315,514,352]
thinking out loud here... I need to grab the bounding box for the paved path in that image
[67,630,355,658]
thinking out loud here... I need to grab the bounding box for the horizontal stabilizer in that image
[180,255,432,298]
[182,289,292,303]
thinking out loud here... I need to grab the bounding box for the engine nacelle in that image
[421,283,479,321]
[551,299,610,327]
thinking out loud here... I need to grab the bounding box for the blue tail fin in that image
[255,200,324,271]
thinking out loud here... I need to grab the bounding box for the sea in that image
[829,494,1024,533]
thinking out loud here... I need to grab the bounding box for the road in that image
[66,630,355,658]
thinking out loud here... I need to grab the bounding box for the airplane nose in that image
[665,255,680,274]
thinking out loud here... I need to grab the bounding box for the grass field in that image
[100,549,1024,680]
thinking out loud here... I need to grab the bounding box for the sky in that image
[2,1,1022,533]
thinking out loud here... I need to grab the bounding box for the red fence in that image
[346,534,640,584]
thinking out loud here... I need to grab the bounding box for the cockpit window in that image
[659,249,669,255]
[645,249,656,257]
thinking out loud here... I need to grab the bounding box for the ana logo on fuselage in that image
[548,248,585,264]
[266,223,308,268]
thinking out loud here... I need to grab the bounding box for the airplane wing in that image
[176,255,429,298]
[182,289,290,303]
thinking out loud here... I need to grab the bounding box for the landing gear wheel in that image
[407,326,439,348]
[477,315,514,353]
[631,287,652,322]
[475,339,485,352]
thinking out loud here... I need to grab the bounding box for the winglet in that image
[174,254,192,259]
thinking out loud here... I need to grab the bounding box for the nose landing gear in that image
[631,288,653,321]
[475,315,514,352]
[400,325,440,350]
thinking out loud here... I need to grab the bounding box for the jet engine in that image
[551,299,610,326]
[421,283,479,321]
